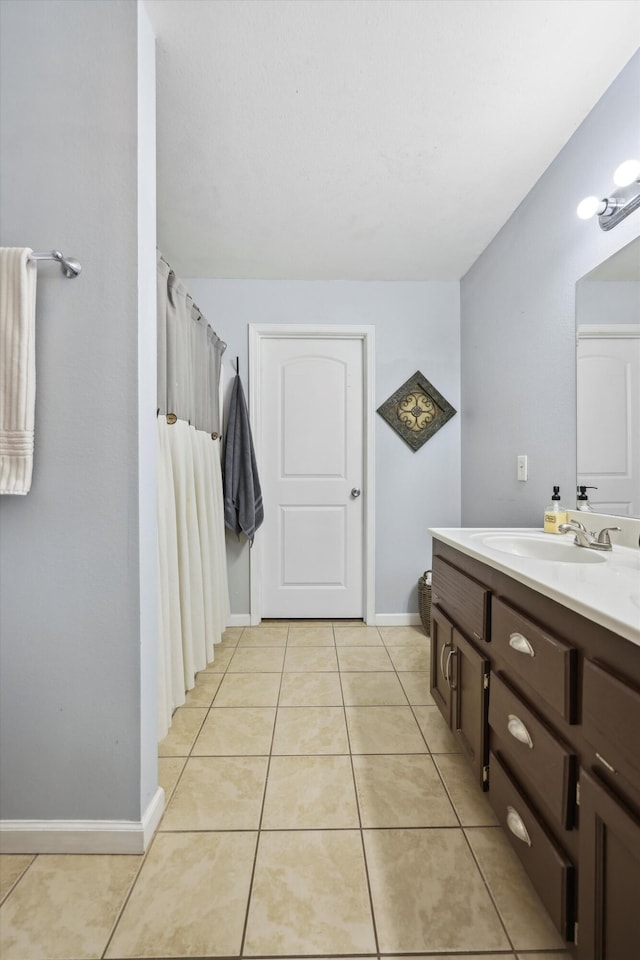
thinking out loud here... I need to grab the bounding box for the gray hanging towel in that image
[223,374,264,545]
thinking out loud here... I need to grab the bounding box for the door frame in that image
[577,323,640,341]
[249,323,376,625]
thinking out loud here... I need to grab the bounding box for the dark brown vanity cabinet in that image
[577,659,640,958]
[430,540,640,958]
[430,559,490,784]
[578,770,640,958]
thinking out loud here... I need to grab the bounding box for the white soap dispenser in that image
[544,486,568,534]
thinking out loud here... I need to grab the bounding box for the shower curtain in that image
[156,253,230,740]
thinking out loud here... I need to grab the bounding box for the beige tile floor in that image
[0,621,572,960]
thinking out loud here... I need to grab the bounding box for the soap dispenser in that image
[544,486,568,534]
[577,485,597,511]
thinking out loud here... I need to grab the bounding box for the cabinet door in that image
[578,769,640,958]
[430,604,453,726]
[451,629,489,784]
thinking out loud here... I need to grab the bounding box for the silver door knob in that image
[351,488,361,498]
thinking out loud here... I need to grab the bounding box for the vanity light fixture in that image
[577,158,640,231]
[577,196,622,220]
[613,158,640,187]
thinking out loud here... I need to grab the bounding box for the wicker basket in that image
[418,570,432,636]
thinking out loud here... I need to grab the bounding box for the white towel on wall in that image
[0,247,38,495]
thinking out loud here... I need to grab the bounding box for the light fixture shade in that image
[613,159,640,187]
[577,196,602,220]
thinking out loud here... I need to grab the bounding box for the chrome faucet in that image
[558,521,621,552]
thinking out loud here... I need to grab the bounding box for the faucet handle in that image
[596,526,621,546]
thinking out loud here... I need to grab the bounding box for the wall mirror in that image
[575,235,640,518]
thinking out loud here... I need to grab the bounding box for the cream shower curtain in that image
[156,254,230,740]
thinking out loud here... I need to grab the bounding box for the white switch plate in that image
[517,455,528,481]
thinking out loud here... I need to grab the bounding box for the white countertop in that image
[429,527,640,647]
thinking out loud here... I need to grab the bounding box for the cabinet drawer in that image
[489,751,574,941]
[491,598,576,721]
[432,556,490,643]
[489,673,576,828]
[583,659,640,792]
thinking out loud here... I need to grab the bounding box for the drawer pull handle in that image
[507,714,534,749]
[595,752,617,774]
[509,632,535,657]
[506,805,532,847]
[440,641,450,680]
[445,648,457,690]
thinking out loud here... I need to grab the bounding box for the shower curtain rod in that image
[30,250,82,278]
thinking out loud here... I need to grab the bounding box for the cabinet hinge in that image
[482,764,489,784]
[483,673,490,690]
[576,781,580,806]
[574,920,579,946]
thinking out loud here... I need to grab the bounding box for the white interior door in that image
[577,328,640,516]
[258,335,365,618]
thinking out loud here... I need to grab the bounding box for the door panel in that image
[281,506,346,584]
[282,357,347,477]
[577,333,640,516]
[261,336,364,618]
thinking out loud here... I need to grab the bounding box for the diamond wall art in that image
[377,370,457,452]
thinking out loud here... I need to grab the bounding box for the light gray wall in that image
[576,281,639,327]
[460,50,640,525]
[186,279,461,617]
[0,0,157,822]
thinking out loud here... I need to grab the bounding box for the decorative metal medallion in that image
[377,370,457,451]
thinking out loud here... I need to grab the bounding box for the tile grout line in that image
[101,627,244,959]
[384,631,517,952]
[0,854,38,907]
[117,626,474,959]
[389,629,468,833]
[103,623,509,960]
[338,623,382,958]
[238,621,290,958]
[4,624,551,960]
[459,824,518,955]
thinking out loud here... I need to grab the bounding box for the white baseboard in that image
[229,613,422,627]
[0,786,165,855]
[227,613,251,627]
[374,613,422,626]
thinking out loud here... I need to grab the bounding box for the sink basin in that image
[478,533,607,564]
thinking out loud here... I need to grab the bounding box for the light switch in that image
[517,455,528,481]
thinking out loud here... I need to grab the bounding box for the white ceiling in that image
[145,0,640,281]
